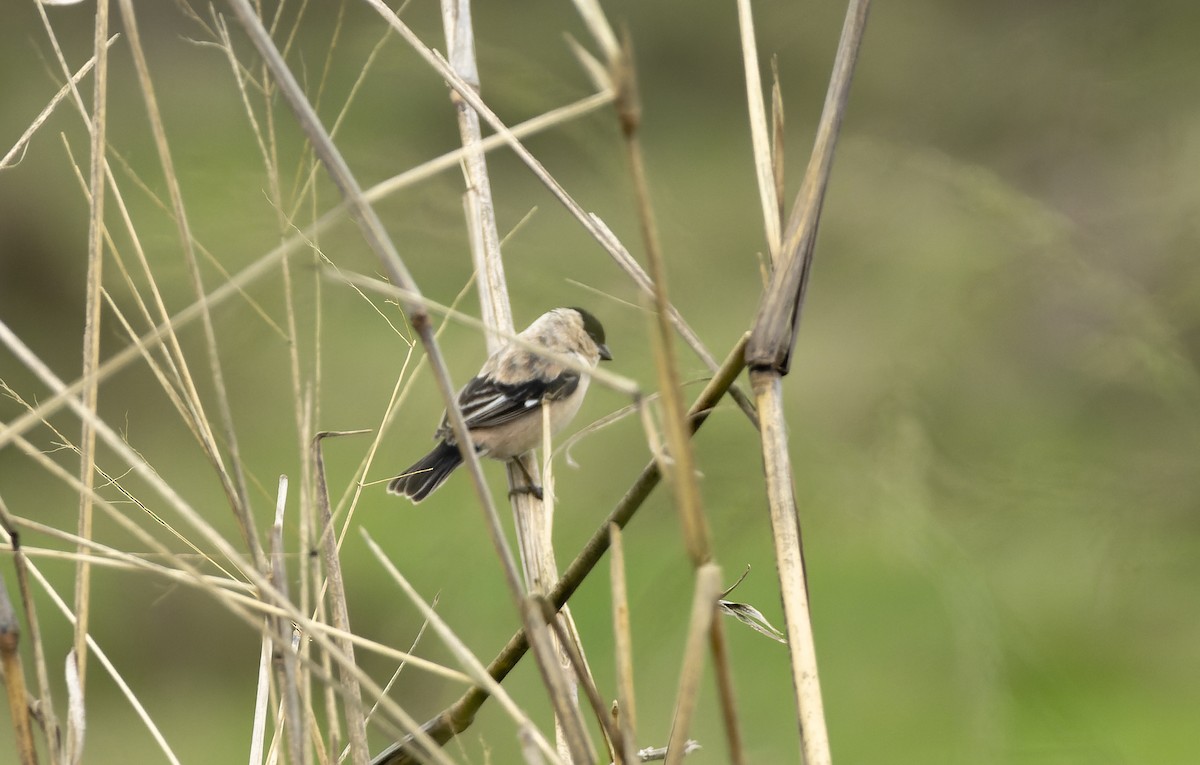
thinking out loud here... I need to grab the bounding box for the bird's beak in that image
[598,343,613,361]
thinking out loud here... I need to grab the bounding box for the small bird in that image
[388,307,612,503]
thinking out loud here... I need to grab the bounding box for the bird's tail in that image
[388,441,463,503]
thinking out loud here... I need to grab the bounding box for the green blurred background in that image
[2,1,1198,763]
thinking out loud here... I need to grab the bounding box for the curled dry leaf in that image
[718,600,787,644]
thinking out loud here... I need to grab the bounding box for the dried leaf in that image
[719,600,787,644]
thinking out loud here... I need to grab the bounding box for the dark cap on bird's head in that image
[569,306,612,361]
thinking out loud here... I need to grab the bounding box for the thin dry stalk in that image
[313,432,371,765]
[612,32,711,564]
[744,3,872,764]
[770,61,786,234]
[0,34,118,169]
[751,373,828,762]
[249,631,273,765]
[69,0,111,730]
[521,597,596,765]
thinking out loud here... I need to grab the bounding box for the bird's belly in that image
[480,376,589,460]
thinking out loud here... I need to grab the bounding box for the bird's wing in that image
[447,370,581,431]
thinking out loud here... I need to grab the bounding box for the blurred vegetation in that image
[1,1,1198,763]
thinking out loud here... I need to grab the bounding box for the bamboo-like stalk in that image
[743,2,872,764]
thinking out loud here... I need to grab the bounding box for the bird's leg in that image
[507,455,544,501]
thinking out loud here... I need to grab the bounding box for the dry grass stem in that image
[752,372,828,764]
[542,599,624,762]
[0,33,119,169]
[522,597,596,765]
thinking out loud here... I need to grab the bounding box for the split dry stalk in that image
[743,2,872,764]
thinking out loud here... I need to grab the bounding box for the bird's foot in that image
[508,483,544,501]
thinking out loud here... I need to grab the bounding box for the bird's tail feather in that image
[388,442,463,503]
